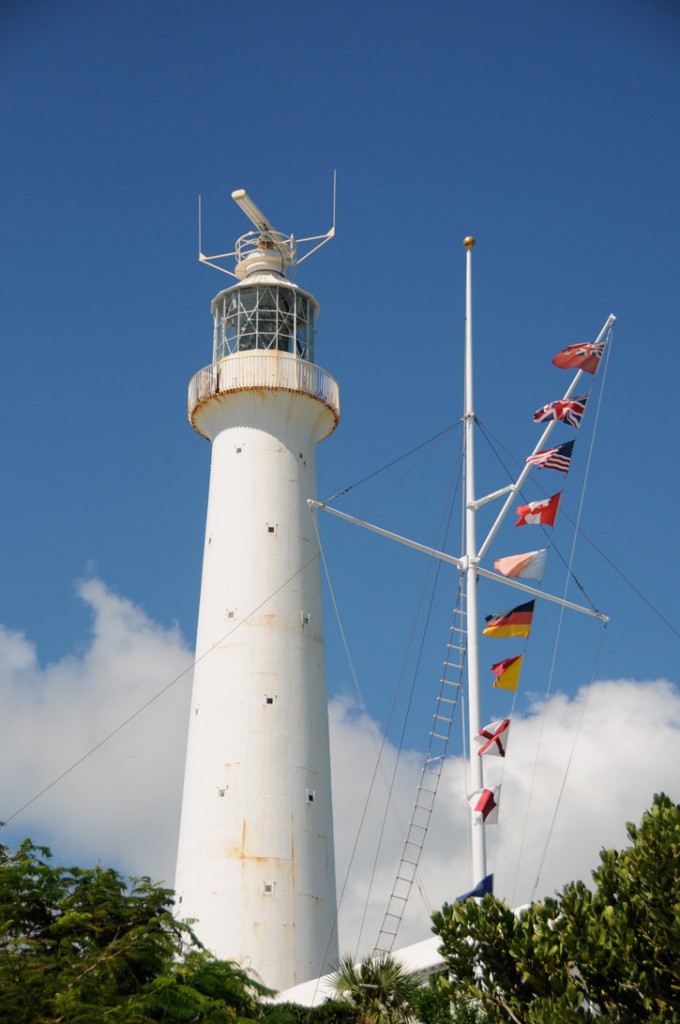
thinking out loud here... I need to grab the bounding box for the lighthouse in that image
[174,191,340,990]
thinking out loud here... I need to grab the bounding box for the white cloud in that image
[0,578,192,883]
[329,677,680,958]
[1,583,679,967]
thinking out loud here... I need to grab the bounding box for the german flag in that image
[483,600,534,639]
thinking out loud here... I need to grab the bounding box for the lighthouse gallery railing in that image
[188,351,340,422]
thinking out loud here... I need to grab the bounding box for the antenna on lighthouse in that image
[198,173,337,280]
[230,189,277,233]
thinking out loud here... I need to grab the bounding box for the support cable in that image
[2,427,460,828]
[511,338,614,905]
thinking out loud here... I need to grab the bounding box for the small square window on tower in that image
[301,612,310,627]
[263,881,275,895]
[266,524,277,534]
[306,789,315,803]
[264,695,276,705]
[235,445,243,454]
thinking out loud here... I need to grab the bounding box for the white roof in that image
[276,935,445,1007]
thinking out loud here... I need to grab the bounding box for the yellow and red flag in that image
[491,655,523,692]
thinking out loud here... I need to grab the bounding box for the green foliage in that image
[410,974,486,1024]
[270,998,358,1024]
[0,838,273,1023]
[328,956,486,1024]
[432,793,680,1024]
[331,953,419,1024]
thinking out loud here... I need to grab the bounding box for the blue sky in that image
[1,0,679,962]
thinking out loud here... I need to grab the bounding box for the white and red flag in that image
[475,719,511,757]
[516,492,561,527]
[470,787,500,824]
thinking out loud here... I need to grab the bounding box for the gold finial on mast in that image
[463,236,476,249]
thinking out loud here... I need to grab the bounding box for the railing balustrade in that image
[188,351,340,423]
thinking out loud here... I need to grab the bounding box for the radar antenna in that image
[198,173,336,280]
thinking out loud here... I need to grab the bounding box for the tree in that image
[0,838,272,1023]
[409,974,486,1024]
[331,953,419,1024]
[431,793,680,1024]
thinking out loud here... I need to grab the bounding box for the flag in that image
[533,395,588,429]
[483,602,534,639]
[470,787,500,824]
[494,549,547,580]
[491,656,523,692]
[455,873,494,902]
[476,718,511,757]
[526,440,574,472]
[552,341,605,374]
[516,492,561,527]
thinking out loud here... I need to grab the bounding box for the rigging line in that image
[7,414,459,830]
[313,513,411,967]
[362,467,463,953]
[357,552,442,953]
[485,637,527,881]
[530,624,609,903]
[475,361,677,630]
[575,528,680,640]
[477,397,679,635]
[6,430,457,829]
[2,544,330,827]
[475,418,599,612]
[509,350,611,906]
[322,422,460,503]
[527,333,614,901]
[508,617,565,907]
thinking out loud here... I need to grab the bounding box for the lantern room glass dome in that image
[212,282,317,364]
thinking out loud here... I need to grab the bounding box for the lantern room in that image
[211,280,318,364]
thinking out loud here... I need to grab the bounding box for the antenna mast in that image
[197,177,336,280]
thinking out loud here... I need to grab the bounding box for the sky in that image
[1,0,680,974]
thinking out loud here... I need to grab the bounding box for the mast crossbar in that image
[308,501,465,569]
[310,501,606,621]
[475,565,608,622]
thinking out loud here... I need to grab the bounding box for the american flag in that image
[533,395,588,429]
[526,439,574,472]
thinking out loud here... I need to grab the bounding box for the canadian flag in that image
[515,491,561,527]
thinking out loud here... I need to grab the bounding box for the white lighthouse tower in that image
[174,191,340,991]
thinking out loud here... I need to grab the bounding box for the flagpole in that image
[462,236,486,884]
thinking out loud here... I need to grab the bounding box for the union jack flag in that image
[526,439,574,472]
[552,341,606,374]
[533,395,588,429]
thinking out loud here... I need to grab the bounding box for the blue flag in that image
[455,873,494,902]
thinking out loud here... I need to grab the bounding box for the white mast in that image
[175,190,339,991]
[462,237,487,883]
[309,245,613,955]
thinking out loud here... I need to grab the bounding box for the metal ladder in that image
[373,586,467,955]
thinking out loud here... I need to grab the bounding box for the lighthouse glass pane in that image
[213,286,316,362]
